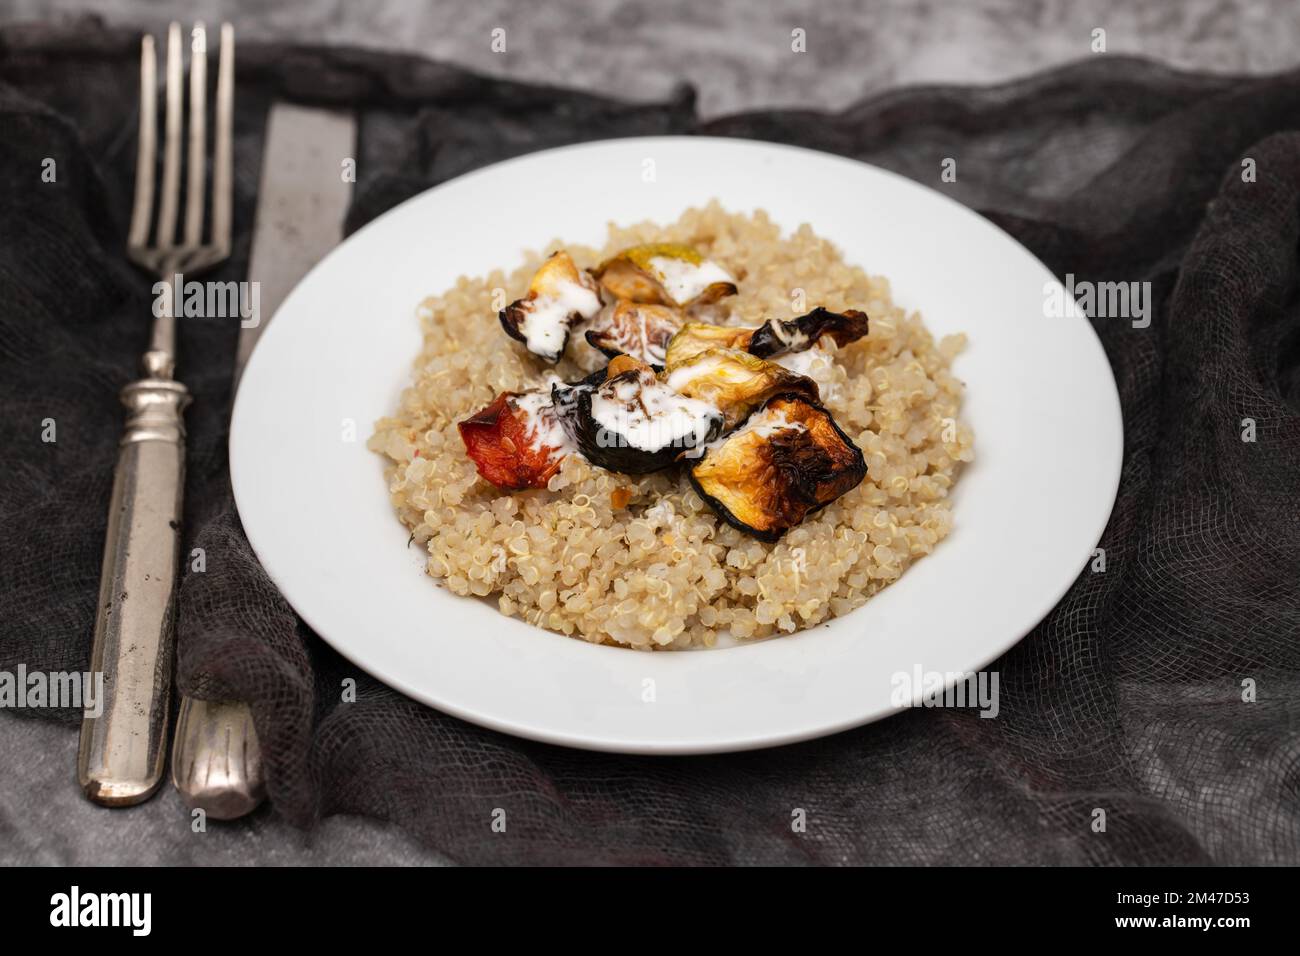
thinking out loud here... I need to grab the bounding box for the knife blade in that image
[171,103,356,819]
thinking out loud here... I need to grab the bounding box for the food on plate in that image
[663,347,820,431]
[551,355,725,474]
[583,300,684,366]
[688,395,868,541]
[747,307,870,359]
[594,243,737,309]
[369,204,973,648]
[661,321,753,367]
[498,250,603,363]
[663,307,869,367]
[457,391,567,491]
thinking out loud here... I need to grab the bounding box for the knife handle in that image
[172,696,266,819]
[78,377,189,806]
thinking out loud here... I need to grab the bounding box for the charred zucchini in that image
[552,355,724,473]
[664,347,819,430]
[499,251,603,363]
[689,394,867,541]
[747,307,869,358]
[594,243,737,309]
[584,301,684,366]
[663,322,754,368]
[663,308,869,369]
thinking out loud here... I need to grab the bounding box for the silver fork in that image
[77,22,234,806]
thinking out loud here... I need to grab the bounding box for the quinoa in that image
[368,203,974,649]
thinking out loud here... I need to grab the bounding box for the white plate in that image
[231,137,1122,754]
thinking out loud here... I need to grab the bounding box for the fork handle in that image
[78,376,189,806]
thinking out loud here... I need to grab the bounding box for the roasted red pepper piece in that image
[458,392,564,490]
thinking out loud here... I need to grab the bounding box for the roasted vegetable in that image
[689,395,867,541]
[499,251,603,363]
[747,307,869,358]
[459,391,569,490]
[662,321,754,368]
[584,301,684,366]
[594,243,737,309]
[664,347,819,430]
[552,355,724,473]
[663,308,869,368]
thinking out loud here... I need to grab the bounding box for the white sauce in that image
[520,278,602,358]
[596,303,669,365]
[684,405,804,459]
[774,345,840,401]
[590,370,719,452]
[773,345,822,376]
[769,321,810,350]
[649,255,734,306]
[512,390,576,459]
[634,307,665,365]
[738,406,805,439]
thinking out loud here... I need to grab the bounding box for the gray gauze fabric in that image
[2,19,1297,864]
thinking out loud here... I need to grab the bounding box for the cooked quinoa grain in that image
[368,204,973,649]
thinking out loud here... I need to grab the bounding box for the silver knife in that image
[171,103,356,819]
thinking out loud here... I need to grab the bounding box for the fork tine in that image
[127,35,157,250]
[211,23,234,256]
[183,23,208,249]
[155,22,184,252]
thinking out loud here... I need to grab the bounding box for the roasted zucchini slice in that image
[663,347,819,430]
[594,243,737,309]
[747,307,869,358]
[662,321,755,368]
[663,308,869,369]
[458,391,570,490]
[689,395,867,541]
[499,250,603,363]
[584,300,685,366]
[552,355,724,474]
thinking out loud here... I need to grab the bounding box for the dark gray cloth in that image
[2,17,1298,865]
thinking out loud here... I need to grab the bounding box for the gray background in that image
[7,0,1300,117]
[1,0,1297,866]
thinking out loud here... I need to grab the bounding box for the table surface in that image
[1,0,1297,866]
